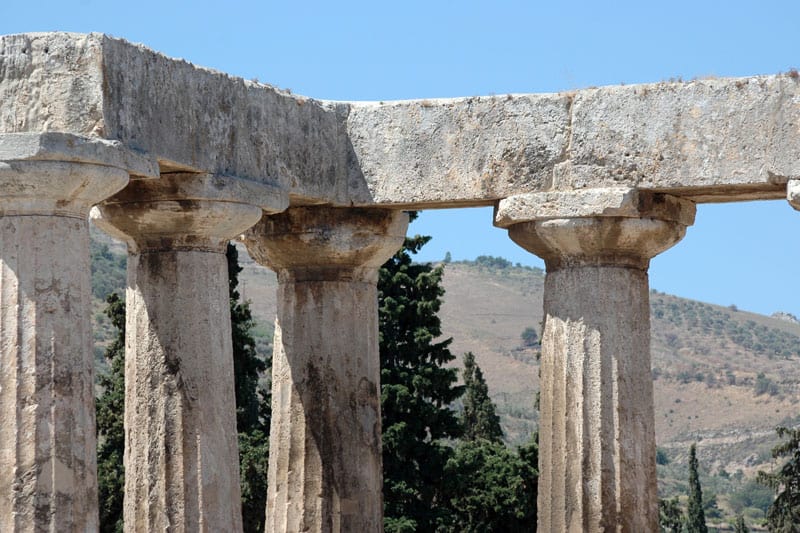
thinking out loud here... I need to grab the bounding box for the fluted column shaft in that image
[497,189,695,532]
[244,207,408,533]
[92,174,284,532]
[0,160,129,531]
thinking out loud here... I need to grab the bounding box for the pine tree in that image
[96,293,126,533]
[379,224,464,533]
[686,443,708,533]
[757,426,800,531]
[461,352,503,443]
[226,243,271,533]
[733,514,748,532]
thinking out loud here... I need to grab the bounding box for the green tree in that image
[96,293,126,533]
[226,243,271,533]
[758,426,800,531]
[441,435,538,532]
[733,514,748,532]
[461,352,503,443]
[520,327,539,348]
[687,443,708,533]
[658,497,684,532]
[379,224,464,532]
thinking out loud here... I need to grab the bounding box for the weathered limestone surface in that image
[243,207,408,533]
[788,179,800,210]
[2,32,800,207]
[91,173,281,532]
[0,159,129,531]
[497,191,695,532]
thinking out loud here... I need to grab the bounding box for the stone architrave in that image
[242,207,408,533]
[496,188,696,532]
[0,133,151,531]
[91,173,287,533]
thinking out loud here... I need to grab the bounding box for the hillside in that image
[89,228,800,522]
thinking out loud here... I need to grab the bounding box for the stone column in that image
[242,207,408,533]
[495,188,695,532]
[92,173,287,533]
[0,155,130,530]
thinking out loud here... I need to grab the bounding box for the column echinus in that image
[495,188,696,532]
[0,132,158,531]
[91,173,288,532]
[242,207,408,533]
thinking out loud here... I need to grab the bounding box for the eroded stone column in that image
[243,207,408,533]
[496,189,696,532]
[0,159,129,531]
[92,173,286,532]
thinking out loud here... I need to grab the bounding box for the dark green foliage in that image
[227,244,270,433]
[238,430,269,533]
[474,255,512,269]
[656,447,670,466]
[90,241,126,299]
[733,514,748,532]
[754,372,780,396]
[96,293,126,533]
[758,426,800,531]
[226,243,271,533]
[687,443,708,533]
[440,436,538,533]
[658,497,684,532]
[461,352,503,443]
[520,327,539,348]
[379,226,464,532]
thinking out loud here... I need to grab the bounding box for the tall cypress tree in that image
[226,243,271,533]
[461,352,503,443]
[686,443,708,533]
[379,224,464,533]
[96,293,126,533]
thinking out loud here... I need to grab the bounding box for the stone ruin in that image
[1,32,799,532]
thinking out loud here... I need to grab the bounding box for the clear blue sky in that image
[3,1,799,317]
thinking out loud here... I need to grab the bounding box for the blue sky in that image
[3,1,799,317]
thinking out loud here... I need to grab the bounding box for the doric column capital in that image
[91,173,287,253]
[0,132,157,217]
[242,206,409,282]
[495,188,696,270]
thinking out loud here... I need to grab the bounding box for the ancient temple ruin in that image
[1,32,798,532]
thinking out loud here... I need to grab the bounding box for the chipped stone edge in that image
[494,188,697,228]
[788,179,800,210]
[0,132,159,179]
[102,172,290,214]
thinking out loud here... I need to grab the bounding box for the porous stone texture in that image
[0,160,128,532]
[500,194,695,531]
[243,207,408,533]
[92,174,272,532]
[344,95,571,207]
[3,32,800,207]
[788,179,800,210]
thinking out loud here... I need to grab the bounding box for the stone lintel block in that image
[788,179,800,210]
[494,188,696,228]
[0,132,159,179]
[243,206,408,281]
[91,173,281,252]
